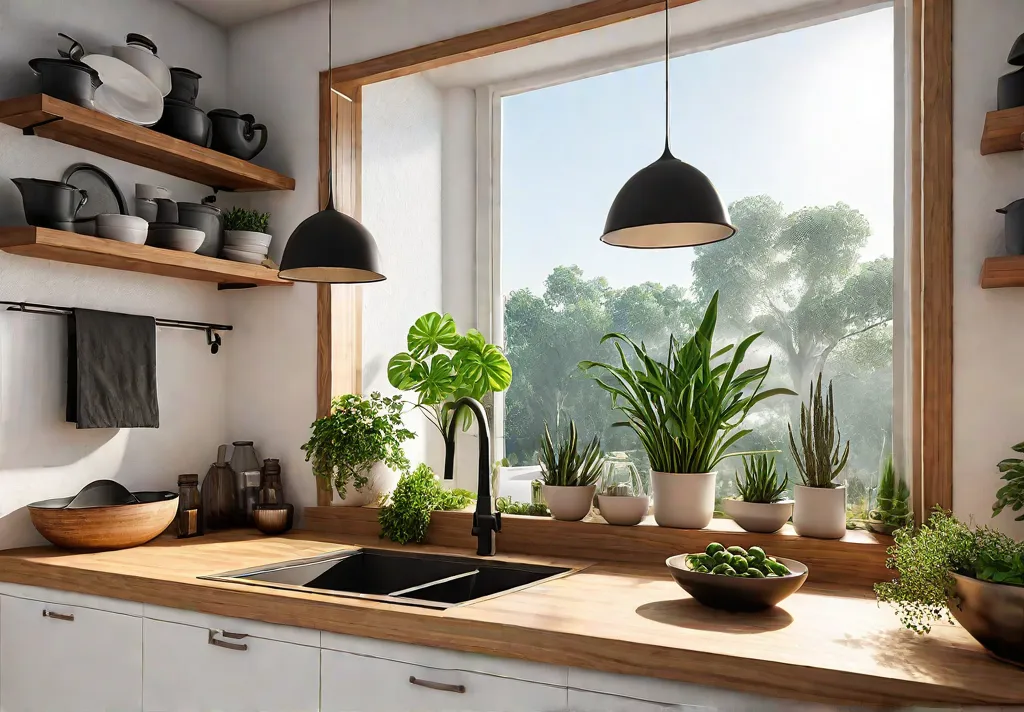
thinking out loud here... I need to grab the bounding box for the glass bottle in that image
[259,459,286,505]
[230,441,261,526]
[176,474,203,538]
[202,444,238,530]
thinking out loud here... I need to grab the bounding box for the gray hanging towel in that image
[66,309,160,429]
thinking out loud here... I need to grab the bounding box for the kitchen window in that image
[482,3,903,516]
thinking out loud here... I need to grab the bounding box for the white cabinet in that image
[569,689,705,711]
[0,593,143,712]
[321,650,568,712]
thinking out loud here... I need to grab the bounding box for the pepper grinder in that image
[230,441,261,526]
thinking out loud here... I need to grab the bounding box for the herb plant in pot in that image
[581,292,794,530]
[538,421,603,522]
[222,207,272,261]
[789,374,849,539]
[721,454,793,533]
[301,392,413,506]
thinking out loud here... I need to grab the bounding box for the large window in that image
[496,7,897,516]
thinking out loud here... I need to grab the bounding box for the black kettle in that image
[208,109,268,161]
[998,199,1024,254]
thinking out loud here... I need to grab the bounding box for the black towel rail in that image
[0,301,232,354]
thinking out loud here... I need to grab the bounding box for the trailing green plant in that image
[787,373,849,488]
[301,392,413,499]
[224,207,270,233]
[538,421,603,487]
[868,453,912,530]
[388,312,512,437]
[875,510,1024,633]
[580,292,795,474]
[993,441,1024,521]
[495,496,549,516]
[378,464,476,544]
[733,454,789,504]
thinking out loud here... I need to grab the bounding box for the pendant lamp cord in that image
[326,0,336,210]
[663,0,671,156]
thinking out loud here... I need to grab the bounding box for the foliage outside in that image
[581,292,795,475]
[301,392,412,499]
[538,421,603,487]
[378,464,476,544]
[993,442,1024,522]
[788,373,849,488]
[868,452,912,530]
[224,207,270,233]
[496,496,549,517]
[734,454,789,504]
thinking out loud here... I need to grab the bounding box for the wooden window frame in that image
[316,0,953,515]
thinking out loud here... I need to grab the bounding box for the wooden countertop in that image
[0,530,1020,708]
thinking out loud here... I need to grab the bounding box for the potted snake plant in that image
[722,454,793,533]
[538,421,603,521]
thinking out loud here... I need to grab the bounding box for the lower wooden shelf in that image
[980,255,1024,288]
[0,227,291,288]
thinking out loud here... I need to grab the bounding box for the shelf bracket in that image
[22,116,63,136]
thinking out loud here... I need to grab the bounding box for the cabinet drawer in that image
[321,649,568,712]
[143,617,319,712]
[1,594,143,712]
[569,689,704,711]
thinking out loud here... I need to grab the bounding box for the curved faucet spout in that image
[442,397,500,556]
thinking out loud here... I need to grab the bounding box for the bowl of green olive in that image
[666,543,808,611]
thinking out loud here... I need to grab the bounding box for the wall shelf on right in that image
[980,256,1024,288]
[981,106,1024,155]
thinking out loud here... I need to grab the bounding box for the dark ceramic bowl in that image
[949,573,1024,668]
[154,99,212,147]
[666,554,808,611]
[29,57,99,109]
[253,504,293,535]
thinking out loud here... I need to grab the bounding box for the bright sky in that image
[501,7,895,295]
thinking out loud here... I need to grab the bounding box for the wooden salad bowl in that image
[29,491,178,551]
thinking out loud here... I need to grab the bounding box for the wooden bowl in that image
[28,492,178,550]
[666,554,808,611]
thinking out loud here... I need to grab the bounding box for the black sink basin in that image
[201,548,572,609]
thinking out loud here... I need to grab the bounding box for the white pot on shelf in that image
[597,494,649,526]
[792,484,846,539]
[721,498,794,533]
[542,484,596,521]
[651,471,716,529]
[335,461,398,507]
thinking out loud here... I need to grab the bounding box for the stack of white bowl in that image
[147,224,205,253]
[222,230,272,265]
[96,214,148,244]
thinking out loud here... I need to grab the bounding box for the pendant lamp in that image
[601,0,735,249]
[278,0,385,283]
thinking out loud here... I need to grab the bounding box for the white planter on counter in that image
[542,484,596,521]
[336,461,398,507]
[652,471,716,529]
[596,494,649,526]
[792,485,846,539]
[721,498,794,534]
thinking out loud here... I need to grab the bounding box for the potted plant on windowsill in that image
[789,373,849,539]
[867,452,913,535]
[538,421,603,522]
[301,392,414,506]
[722,454,793,533]
[581,292,795,530]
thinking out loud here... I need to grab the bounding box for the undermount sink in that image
[201,548,573,609]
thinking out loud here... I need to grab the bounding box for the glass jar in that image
[176,474,203,538]
[230,441,261,525]
[600,452,646,497]
[259,459,286,506]
[203,445,239,530]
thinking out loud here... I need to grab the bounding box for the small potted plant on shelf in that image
[538,420,603,521]
[788,373,849,539]
[301,392,414,507]
[867,452,913,535]
[222,207,272,262]
[596,453,649,526]
[722,454,793,533]
[581,292,795,529]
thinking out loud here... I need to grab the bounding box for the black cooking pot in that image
[999,199,1024,255]
[28,57,98,109]
[11,178,88,230]
[167,67,202,105]
[998,67,1024,111]
[154,99,212,147]
[208,109,268,161]
[176,201,223,257]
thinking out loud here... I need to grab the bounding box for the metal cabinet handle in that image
[42,610,74,622]
[208,629,248,651]
[409,676,465,694]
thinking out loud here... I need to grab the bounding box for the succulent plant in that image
[734,454,789,504]
[538,420,603,487]
[788,373,849,488]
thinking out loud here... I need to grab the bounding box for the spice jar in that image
[259,459,286,506]
[176,474,203,538]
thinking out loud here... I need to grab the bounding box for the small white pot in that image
[597,494,649,526]
[793,484,846,539]
[542,484,596,521]
[336,462,398,507]
[651,471,716,529]
[224,229,272,250]
[721,498,794,534]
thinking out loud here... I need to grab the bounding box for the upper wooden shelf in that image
[0,227,291,288]
[981,106,1024,155]
[980,255,1024,288]
[0,95,295,192]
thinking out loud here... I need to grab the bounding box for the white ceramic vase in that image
[335,461,398,507]
[792,485,846,539]
[721,498,794,534]
[542,484,596,521]
[651,471,716,529]
[597,494,649,526]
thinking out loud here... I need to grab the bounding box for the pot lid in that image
[125,33,159,56]
[61,163,129,218]
[1010,32,1024,66]
[28,57,98,76]
[997,198,1024,214]
[208,108,242,119]
[170,66,202,79]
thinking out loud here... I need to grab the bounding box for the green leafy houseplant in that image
[301,392,413,500]
[868,453,912,532]
[538,421,603,487]
[378,464,476,544]
[495,496,549,516]
[224,207,270,234]
[788,373,849,488]
[387,312,512,437]
[993,441,1024,521]
[734,454,789,504]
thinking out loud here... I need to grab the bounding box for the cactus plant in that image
[787,373,849,488]
[538,420,603,487]
[734,454,789,504]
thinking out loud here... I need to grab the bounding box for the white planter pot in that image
[721,498,794,534]
[793,485,846,539]
[336,462,398,507]
[651,471,716,529]
[542,484,596,521]
[597,494,649,526]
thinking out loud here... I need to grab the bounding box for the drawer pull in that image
[42,610,74,622]
[208,629,248,651]
[409,676,465,694]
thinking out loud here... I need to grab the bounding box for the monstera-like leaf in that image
[453,330,512,399]
[414,354,458,405]
[407,312,460,360]
[387,352,417,390]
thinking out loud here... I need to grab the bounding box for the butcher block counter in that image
[0,529,1020,709]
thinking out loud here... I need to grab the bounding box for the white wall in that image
[0,0,229,547]
[952,0,1024,537]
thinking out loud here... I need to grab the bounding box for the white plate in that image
[222,248,267,265]
[83,54,163,125]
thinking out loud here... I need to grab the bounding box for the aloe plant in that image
[580,292,795,474]
[538,421,603,487]
[788,373,849,488]
[734,454,789,504]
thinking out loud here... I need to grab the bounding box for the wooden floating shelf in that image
[0,227,291,288]
[981,106,1024,155]
[0,95,295,192]
[980,255,1024,288]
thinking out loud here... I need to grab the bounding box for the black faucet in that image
[443,397,501,556]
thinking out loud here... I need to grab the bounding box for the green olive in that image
[710,563,736,576]
[713,550,731,565]
[747,546,766,562]
[726,545,748,558]
[705,542,726,556]
[746,568,766,578]
[732,557,749,574]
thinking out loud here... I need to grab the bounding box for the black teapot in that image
[208,109,268,161]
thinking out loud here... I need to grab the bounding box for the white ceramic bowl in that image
[224,230,272,249]
[96,214,149,245]
[721,498,794,534]
[112,43,171,96]
[147,224,204,253]
[96,214,148,230]
[597,494,649,526]
[541,484,596,522]
[221,247,267,265]
[135,184,171,201]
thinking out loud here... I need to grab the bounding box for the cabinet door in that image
[569,689,704,712]
[142,618,319,712]
[321,649,567,712]
[0,594,143,712]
